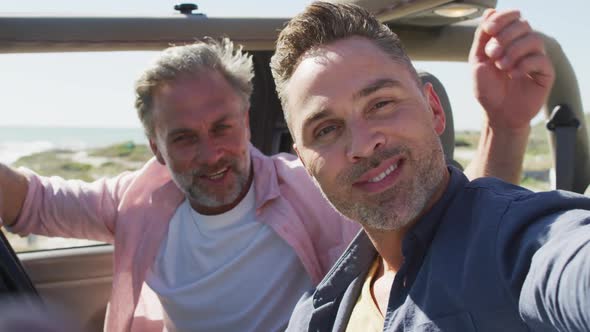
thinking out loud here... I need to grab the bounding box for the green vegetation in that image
[13,141,153,181]
[453,114,584,192]
[454,131,480,148]
[521,173,551,192]
[89,141,152,161]
[14,151,95,181]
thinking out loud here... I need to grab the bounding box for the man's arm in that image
[0,162,130,243]
[465,123,530,184]
[464,9,555,184]
[495,191,590,331]
[521,232,590,331]
[0,163,28,226]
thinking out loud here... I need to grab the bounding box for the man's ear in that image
[424,82,446,136]
[149,138,166,165]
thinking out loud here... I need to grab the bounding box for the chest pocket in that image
[412,312,476,332]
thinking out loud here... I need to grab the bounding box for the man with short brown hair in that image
[0,5,570,331]
[272,2,590,331]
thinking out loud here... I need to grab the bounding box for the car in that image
[0,0,588,330]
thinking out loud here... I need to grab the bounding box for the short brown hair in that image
[135,38,253,138]
[270,1,418,121]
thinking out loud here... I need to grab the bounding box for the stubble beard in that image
[316,141,447,231]
[170,156,251,208]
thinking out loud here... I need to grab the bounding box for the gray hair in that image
[135,38,254,138]
[270,1,419,127]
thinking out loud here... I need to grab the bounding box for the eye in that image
[373,100,393,110]
[212,124,232,135]
[315,124,340,139]
[172,134,196,144]
[172,135,186,143]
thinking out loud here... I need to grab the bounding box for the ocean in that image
[0,126,147,165]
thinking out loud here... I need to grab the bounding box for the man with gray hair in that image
[272,2,590,331]
[0,38,357,332]
[0,18,558,332]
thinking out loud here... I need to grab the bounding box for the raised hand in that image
[469,9,555,131]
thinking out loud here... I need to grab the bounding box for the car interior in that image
[0,0,588,330]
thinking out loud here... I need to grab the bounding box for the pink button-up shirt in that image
[11,146,359,331]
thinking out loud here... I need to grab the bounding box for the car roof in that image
[0,0,495,53]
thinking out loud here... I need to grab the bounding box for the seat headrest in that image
[418,71,457,167]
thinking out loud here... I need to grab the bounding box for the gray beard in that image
[169,160,250,208]
[316,142,447,231]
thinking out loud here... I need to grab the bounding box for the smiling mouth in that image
[352,157,404,193]
[367,162,398,183]
[204,167,229,180]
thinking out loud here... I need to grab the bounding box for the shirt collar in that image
[249,144,282,213]
[312,166,468,309]
[313,230,375,307]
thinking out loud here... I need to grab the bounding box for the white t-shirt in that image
[146,184,313,332]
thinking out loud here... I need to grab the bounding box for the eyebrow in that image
[301,78,403,133]
[211,113,233,127]
[302,108,332,134]
[354,78,403,100]
[166,114,235,139]
[167,127,193,139]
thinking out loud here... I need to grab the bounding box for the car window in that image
[1,51,156,252]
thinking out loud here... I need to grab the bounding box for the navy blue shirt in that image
[287,167,590,331]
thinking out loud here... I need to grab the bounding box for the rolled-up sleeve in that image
[9,168,136,244]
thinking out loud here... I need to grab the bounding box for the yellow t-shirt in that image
[345,257,384,332]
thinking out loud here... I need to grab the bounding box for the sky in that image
[1,0,588,131]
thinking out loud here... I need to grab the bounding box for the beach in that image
[0,126,152,251]
[0,126,147,165]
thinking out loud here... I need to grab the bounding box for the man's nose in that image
[346,121,385,162]
[198,140,223,165]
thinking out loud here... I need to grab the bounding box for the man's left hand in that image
[469,9,555,132]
